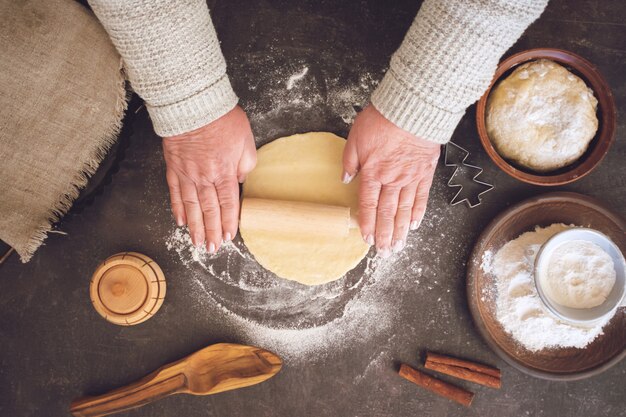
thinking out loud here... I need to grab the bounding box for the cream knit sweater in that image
[89,0,547,142]
[88,0,237,137]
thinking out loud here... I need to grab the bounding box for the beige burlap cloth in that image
[0,0,127,262]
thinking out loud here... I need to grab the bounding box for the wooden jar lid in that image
[90,252,166,326]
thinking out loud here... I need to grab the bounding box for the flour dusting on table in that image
[245,60,380,127]
[286,66,309,90]
[166,226,412,362]
[162,61,451,360]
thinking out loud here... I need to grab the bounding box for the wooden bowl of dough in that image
[476,48,617,186]
[467,192,626,380]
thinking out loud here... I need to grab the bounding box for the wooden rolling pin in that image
[70,343,282,417]
[240,198,358,237]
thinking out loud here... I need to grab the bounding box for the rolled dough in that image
[240,132,369,285]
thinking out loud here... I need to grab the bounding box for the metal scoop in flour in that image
[534,228,626,326]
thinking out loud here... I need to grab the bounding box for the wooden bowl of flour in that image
[476,48,617,186]
[467,192,626,380]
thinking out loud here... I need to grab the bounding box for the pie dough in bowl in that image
[486,59,598,172]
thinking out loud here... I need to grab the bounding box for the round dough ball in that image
[486,59,598,172]
[544,240,616,309]
[240,132,369,286]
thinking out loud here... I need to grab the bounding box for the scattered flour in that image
[482,224,612,352]
[162,174,465,363]
[245,61,381,127]
[158,57,469,364]
[353,349,394,384]
[286,66,309,90]
[165,226,412,362]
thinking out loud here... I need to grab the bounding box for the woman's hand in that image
[343,105,440,258]
[163,106,256,252]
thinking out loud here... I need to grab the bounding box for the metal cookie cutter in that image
[444,141,494,208]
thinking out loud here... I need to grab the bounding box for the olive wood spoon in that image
[70,343,282,417]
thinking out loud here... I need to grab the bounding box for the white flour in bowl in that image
[482,223,612,352]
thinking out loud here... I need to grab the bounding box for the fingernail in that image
[342,171,354,184]
[193,234,203,247]
[208,242,216,254]
[410,218,422,230]
[377,247,391,259]
[238,175,247,183]
[176,216,184,227]
[364,234,375,245]
[224,232,232,242]
[392,239,405,253]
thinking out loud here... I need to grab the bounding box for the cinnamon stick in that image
[425,352,501,389]
[425,362,501,389]
[398,364,474,407]
[426,352,501,378]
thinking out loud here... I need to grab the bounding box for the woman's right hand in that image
[162,106,257,252]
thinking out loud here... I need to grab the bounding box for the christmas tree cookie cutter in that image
[444,142,494,208]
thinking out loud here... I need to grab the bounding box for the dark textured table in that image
[1,1,625,416]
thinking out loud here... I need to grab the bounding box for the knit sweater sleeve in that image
[88,0,238,137]
[371,0,548,144]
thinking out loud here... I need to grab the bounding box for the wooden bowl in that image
[467,192,626,380]
[476,49,617,186]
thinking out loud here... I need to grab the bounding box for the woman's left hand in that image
[343,105,440,258]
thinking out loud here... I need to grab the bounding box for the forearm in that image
[88,0,237,137]
[371,0,548,144]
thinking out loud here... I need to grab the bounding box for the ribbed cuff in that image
[147,75,238,137]
[371,71,465,144]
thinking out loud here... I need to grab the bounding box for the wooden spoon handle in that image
[69,372,186,417]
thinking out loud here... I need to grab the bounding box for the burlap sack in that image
[0,0,127,262]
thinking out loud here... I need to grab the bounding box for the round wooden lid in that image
[90,252,166,326]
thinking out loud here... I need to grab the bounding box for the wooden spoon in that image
[70,343,282,417]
